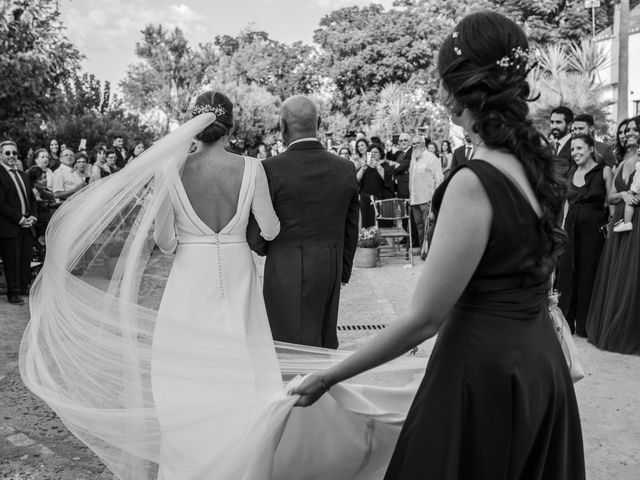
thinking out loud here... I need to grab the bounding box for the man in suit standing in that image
[393,133,420,246]
[112,136,127,170]
[571,113,616,168]
[451,134,474,172]
[0,141,37,304]
[248,96,359,349]
[549,106,574,178]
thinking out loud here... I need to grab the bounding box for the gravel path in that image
[1,258,638,479]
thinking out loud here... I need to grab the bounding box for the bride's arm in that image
[153,191,178,255]
[252,161,280,241]
[291,168,491,405]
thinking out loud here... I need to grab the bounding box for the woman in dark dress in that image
[586,116,640,354]
[356,142,394,227]
[293,12,585,480]
[556,134,612,336]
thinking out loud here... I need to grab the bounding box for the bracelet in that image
[320,377,331,393]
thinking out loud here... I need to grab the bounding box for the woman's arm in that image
[252,161,280,241]
[291,168,492,406]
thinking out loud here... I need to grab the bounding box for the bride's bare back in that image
[180,146,245,233]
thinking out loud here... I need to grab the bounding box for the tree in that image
[529,40,613,135]
[120,25,216,134]
[0,0,81,145]
[212,29,321,100]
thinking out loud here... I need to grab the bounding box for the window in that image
[634,100,640,116]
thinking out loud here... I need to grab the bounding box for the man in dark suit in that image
[549,106,574,179]
[572,113,616,168]
[393,133,421,246]
[451,134,474,172]
[248,96,359,349]
[0,141,37,304]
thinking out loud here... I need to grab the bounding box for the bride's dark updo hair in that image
[192,91,234,144]
[438,11,566,270]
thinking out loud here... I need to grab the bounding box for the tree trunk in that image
[618,0,630,121]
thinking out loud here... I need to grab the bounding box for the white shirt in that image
[409,151,444,206]
[287,137,318,149]
[52,164,83,194]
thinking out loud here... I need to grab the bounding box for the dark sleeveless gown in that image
[556,163,607,336]
[586,166,640,354]
[384,161,585,480]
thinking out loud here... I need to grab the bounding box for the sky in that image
[60,0,395,88]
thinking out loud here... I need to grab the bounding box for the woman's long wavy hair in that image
[438,11,566,271]
[615,118,629,165]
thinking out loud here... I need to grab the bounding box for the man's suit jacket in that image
[451,145,471,172]
[595,141,616,168]
[248,140,359,348]
[394,148,412,197]
[554,140,574,180]
[0,166,37,239]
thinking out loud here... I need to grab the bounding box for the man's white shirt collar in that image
[287,137,318,149]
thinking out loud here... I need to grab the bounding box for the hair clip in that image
[495,47,535,73]
[192,104,227,119]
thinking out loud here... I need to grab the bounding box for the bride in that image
[20,91,423,480]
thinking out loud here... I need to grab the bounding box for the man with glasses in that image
[409,136,443,250]
[394,133,421,246]
[0,140,37,304]
[51,148,85,200]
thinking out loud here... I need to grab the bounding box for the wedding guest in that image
[126,141,145,165]
[549,106,574,178]
[51,149,84,200]
[48,138,60,171]
[571,113,616,167]
[409,135,443,248]
[353,138,368,171]
[356,143,394,227]
[614,118,629,167]
[293,12,585,479]
[451,134,474,171]
[26,166,59,241]
[33,148,53,190]
[556,134,612,336]
[256,143,268,160]
[73,153,92,185]
[587,115,640,354]
[0,140,37,304]
[440,140,453,174]
[426,140,439,158]
[105,149,121,174]
[393,132,420,245]
[90,147,111,182]
[338,145,352,162]
[112,136,127,169]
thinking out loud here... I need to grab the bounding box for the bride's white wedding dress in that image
[152,155,419,480]
[20,115,423,480]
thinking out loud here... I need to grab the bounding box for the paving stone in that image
[36,444,55,456]
[7,433,36,447]
[0,423,16,435]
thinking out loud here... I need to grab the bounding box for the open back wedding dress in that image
[19,114,423,480]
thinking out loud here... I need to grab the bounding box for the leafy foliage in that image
[120,25,216,134]
[0,0,81,144]
[529,40,613,136]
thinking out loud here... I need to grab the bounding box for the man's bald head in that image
[280,95,320,145]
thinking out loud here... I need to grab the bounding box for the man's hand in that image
[18,216,29,227]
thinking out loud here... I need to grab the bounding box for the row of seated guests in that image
[555,116,640,355]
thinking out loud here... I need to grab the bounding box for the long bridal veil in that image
[19,114,424,480]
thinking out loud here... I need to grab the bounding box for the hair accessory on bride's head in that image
[191,104,227,119]
[495,47,537,75]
